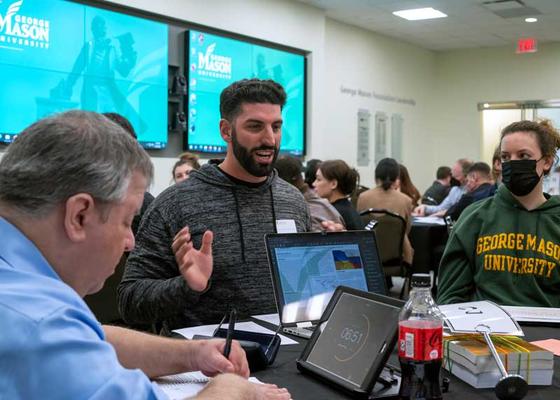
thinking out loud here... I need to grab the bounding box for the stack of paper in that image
[443,335,554,388]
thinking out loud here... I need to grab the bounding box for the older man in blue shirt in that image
[0,111,290,400]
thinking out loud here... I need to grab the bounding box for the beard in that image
[231,128,279,177]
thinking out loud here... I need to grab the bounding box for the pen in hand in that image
[223,308,236,359]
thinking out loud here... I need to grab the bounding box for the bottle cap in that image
[411,273,431,288]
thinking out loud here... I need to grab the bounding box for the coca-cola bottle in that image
[398,273,443,400]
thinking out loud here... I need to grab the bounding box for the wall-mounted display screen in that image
[186,29,306,155]
[0,0,168,149]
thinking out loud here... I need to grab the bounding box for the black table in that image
[254,324,560,399]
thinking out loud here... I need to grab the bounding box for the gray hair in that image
[0,110,153,218]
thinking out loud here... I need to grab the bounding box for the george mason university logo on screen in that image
[197,43,232,79]
[0,0,50,50]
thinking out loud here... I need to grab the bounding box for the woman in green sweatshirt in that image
[438,120,560,307]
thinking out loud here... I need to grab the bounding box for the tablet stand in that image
[370,366,401,399]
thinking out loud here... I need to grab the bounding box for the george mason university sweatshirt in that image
[438,184,560,307]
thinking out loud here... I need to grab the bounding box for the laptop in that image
[265,231,387,338]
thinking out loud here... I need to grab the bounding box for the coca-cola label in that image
[398,325,442,361]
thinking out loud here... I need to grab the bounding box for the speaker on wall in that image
[172,73,187,95]
[172,111,187,132]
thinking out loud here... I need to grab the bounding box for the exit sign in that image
[517,38,537,53]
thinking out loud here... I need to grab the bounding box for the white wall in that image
[434,43,560,169]
[323,19,437,190]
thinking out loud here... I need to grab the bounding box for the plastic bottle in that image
[398,273,443,400]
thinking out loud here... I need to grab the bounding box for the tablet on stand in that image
[297,286,404,399]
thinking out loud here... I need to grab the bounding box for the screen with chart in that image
[186,29,306,155]
[274,244,368,323]
[0,0,168,149]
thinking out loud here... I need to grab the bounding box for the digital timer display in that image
[306,292,399,387]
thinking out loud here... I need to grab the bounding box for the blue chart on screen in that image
[274,244,367,305]
[187,29,305,155]
[0,0,168,148]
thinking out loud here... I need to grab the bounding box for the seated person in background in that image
[173,159,196,184]
[444,162,496,222]
[304,158,322,189]
[422,166,452,205]
[314,159,364,230]
[173,152,201,184]
[398,163,421,207]
[276,156,345,231]
[179,151,202,166]
[357,158,414,265]
[413,158,472,217]
[438,119,560,307]
[492,145,502,185]
[0,111,289,400]
[118,79,312,331]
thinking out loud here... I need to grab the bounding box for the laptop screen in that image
[265,231,386,325]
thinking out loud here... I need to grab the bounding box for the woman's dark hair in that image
[375,158,400,191]
[399,163,421,206]
[500,119,560,175]
[275,156,303,184]
[319,159,359,196]
[304,159,322,188]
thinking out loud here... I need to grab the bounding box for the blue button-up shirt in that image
[0,217,167,399]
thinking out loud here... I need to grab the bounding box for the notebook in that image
[265,231,387,338]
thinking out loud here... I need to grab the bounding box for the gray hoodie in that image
[118,162,310,330]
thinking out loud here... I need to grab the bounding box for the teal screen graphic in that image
[187,30,305,155]
[0,0,168,149]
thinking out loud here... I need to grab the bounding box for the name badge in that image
[276,219,297,233]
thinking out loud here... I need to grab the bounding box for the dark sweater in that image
[331,198,364,230]
[117,163,310,330]
[445,182,496,222]
[422,181,450,205]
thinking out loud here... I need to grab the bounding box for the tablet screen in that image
[306,292,400,387]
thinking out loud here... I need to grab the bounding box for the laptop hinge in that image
[296,321,313,328]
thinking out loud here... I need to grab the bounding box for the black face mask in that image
[450,177,461,187]
[501,159,542,196]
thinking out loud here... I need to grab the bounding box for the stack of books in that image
[443,334,554,388]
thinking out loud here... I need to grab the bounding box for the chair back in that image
[359,208,406,266]
[84,254,127,324]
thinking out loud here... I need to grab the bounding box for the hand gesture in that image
[172,227,213,292]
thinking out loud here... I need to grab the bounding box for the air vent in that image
[482,0,541,18]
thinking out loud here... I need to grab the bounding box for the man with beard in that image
[118,79,311,331]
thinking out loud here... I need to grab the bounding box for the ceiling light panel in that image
[392,7,447,21]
